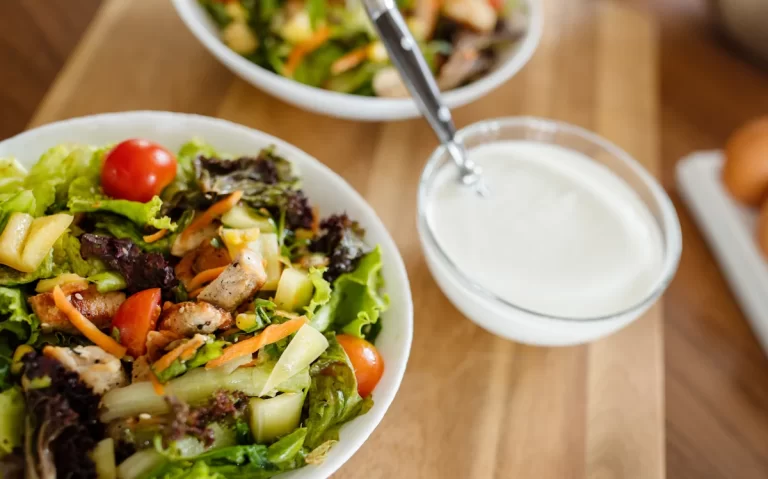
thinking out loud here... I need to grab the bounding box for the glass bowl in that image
[417,117,682,346]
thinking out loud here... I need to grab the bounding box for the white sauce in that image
[427,141,664,318]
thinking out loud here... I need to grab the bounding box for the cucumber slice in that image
[248,393,305,443]
[116,450,165,479]
[260,324,328,396]
[91,438,117,479]
[274,268,313,312]
[221,205,276,232]
[259,233,282,291]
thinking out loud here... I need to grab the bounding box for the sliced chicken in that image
[131,355,152,383]
[158,301,233,336]
[29,286,125,335]
[198,249,267,311]
[437,46,492,91]
[175,242,231,290]
[442,0,498,33]
[171,222,219,257]
[44,345,128,395]
[146,330,183,360]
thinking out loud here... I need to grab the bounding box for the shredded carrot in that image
[330,46,368,75]
[206,317,308,369]
[143,229,168,243]
[153,335,207,374]
[179,191,243,244]
[150,371,166,396]
[52,286,127,359]
[188,287,205,299]
[187,266,227,291]
[284,27,331,77]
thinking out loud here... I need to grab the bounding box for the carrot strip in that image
[206,317,308,369]
[52,286,127,358]
[143,229,168,243]
[150,371,166,396]
[153,335,207,374]
[188,287,205,299]
[330,46,368,75]
[187,266,227,291]
[284,27,331,77]
[179,191,243,244]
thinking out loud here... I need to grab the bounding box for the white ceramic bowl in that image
[0,111,414,479]
[171,0,543,121]
[417,117,682,346]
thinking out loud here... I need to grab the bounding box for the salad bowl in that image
[171,0,544,121]
[0,111,413,478]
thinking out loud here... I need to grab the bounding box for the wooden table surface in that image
[1,0,768,478]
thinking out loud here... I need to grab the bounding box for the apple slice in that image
[0,213,33,271]
[19,214,74,272]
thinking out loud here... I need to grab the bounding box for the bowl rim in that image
[0,111,414,479]
[417,116,683,324]
[171,0,544,116]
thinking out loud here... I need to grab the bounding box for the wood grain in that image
[3,0,768,477]
[24,0,665,476]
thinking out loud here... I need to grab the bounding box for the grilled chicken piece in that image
[131,355,152,383]
[198,249,267,311]
[44,345,128,395]
[158,301,233,336]
[146,330,183,360]
[176,242,231,290]
[442,0,498,32]
[171,222,219,257]
[29,286,126,335]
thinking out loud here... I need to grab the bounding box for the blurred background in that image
[0,0,767,477]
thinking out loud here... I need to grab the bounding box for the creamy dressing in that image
[427,141,664,318]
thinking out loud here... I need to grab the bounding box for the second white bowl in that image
[171,0,543,121]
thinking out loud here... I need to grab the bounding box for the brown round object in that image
[722,117,768,207]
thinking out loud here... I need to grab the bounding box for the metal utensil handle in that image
[365,2,456,144]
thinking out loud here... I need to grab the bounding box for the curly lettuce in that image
[305,334,371,449]
[310,247,388,339]
[148,428,308,479]
[67,177,175,231]
[24,145,106,216]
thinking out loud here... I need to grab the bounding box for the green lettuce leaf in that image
[93,210,194,254]
[25,145,106,215]
[0,387,25,456]
[310,247,388,339]
[303,267,331,318]
[293,43,345,87]
[305,334,371,449]
[0,287,40,390]
[0,190,36,232]
[0,158,26,195]
[149,429,307,479]
[0,250,57,287]
[68,177,175,230]
[54,233,106,278]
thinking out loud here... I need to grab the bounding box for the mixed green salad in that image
[0,138,388,478]
[200,0,529,96]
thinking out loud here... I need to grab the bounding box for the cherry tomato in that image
[336,334,384,398]
[101,139,177,203]
[112,288,162,357]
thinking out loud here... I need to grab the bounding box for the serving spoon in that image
[362,0,490,196]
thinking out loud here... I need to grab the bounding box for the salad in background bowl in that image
[172,0,543,120]
[0,112,413,479]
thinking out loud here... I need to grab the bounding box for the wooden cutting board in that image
[28,0,664,477]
